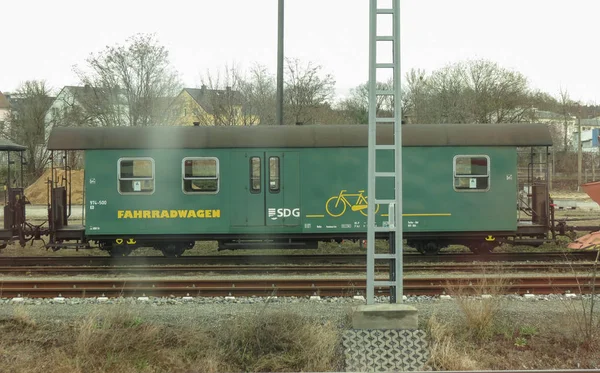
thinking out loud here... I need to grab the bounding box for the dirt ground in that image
[24,169,84,205]
[0,296,600,372]
[551,191,592,200]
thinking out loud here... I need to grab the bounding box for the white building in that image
[0,91,10,125]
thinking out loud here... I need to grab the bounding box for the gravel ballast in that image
[1,294,598,330]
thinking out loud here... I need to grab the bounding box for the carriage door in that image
[265,152,300,227]
[230,151,299,227]
[231,152,265,226]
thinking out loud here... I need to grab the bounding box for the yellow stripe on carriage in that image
[380,213,452,217]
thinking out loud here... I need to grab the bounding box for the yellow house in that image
[172,86,258,126]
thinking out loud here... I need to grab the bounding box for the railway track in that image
[1,262,599,275]
[1,276,598,298]
[0,251,596,267]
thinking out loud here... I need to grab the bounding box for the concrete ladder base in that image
[352,304,418,330]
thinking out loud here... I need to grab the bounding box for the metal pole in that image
[366,0,377,304]
[392,0,403,303]
[549,146,554,192]
[276,0,284,125]
[578,115,582,190]
[7,152,10,190]
[539,150,542,177]
[593,149,596,182]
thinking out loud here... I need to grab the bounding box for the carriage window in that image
[453,155,489,191]
[183,157,219,193]
[269,157,280,192]
[118,158,154,194]
[250,157,261,193]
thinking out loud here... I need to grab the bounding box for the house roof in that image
[47,123,553,150]
[183,87,244,115]
[535,110,568,120]
[580,118,600,126]
[0,91,10,109]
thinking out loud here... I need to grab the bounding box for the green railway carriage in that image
[46,123,553,256]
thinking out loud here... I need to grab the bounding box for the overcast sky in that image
[1,0,598,104]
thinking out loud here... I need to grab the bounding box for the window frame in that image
[452,154,490,192]
[268,156,280,193]
[249,156,261,194]
[181,156,220,194]
[117,157,156,195]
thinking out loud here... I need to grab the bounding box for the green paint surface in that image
[84,146,516,236]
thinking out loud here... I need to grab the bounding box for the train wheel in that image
[160,243,187,258]
[469,242,494,255]
[109,245,132,257]
[414,241,441,255]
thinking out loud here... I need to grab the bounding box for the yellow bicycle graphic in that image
[325,190,380,217]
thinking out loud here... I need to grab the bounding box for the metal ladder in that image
[366,0,403,304]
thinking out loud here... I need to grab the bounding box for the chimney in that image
[226,86,231,92]
[201,85,207,93]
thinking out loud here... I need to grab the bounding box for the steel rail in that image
[1,276,598,298]
[0,251,596,267]
[0,262,598,275]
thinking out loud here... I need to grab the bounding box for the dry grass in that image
[445,269,511,340]
[425,260,600,370]
[559,250,600,348]
[0,305,342,373]
[424,267,512,370]
[425,314,480,371]
[217,309,342,372]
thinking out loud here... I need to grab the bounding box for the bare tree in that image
[1,81,53,182]
[75,33,181,126]
[559,87,574,151]
[463,60,530,123]
[337,84,369,124]
[427,64,469,123]
[196,64,258,126]
[402,59,531,124]
[284,58,336,125]
[239,64,277,125]
[338,79,402,124]
[403,68,430,123]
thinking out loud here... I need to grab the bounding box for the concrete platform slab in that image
[351,303,418,330]
[343,329,429,371]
